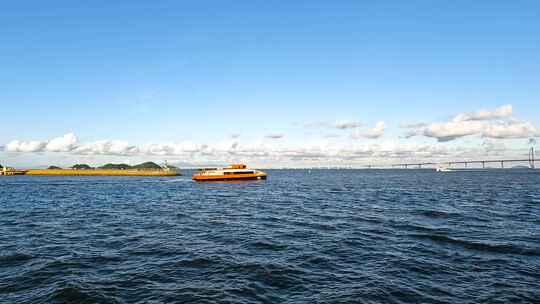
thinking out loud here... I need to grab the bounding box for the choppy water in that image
[1,170,539,303]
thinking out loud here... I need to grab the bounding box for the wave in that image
[46,285,113,303]
[163,178,191,183]
[410,234,540,256]
[248,240,288,251]
[0,252,34,266]
[173,257,216,268]
[415,209,462,219]
[225,262,306,290]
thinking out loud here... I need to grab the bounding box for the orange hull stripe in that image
[192,173,266,180]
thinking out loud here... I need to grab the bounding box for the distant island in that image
[4,161,182,176]
[98,162,165,170]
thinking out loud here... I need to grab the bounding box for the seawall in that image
[24,169,180,176]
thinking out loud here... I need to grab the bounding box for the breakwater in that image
[24,169,179,176]
[1,161,180,176]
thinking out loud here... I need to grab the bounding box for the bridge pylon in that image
[530,147,535,169]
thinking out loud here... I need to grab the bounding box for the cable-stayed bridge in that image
[390,147,537,169]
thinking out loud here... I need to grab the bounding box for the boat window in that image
[223,171,254,175]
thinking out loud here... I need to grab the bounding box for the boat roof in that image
[198,168,255,172]
[198,164,250,171]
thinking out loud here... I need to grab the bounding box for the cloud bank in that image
[5,133,78,153]
[2,132,514,165]
[2,105,537,166]
[405,105,539,142]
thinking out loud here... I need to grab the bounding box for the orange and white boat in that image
[192,164,267,181]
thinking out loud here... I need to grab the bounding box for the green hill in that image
[72,164,93,170]
[48,166,62,169]
[99,163,132,170]
[132,162,162,170]
[97,162,166,170]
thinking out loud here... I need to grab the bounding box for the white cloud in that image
[6,140,47,152]
[303,120,362,130]
[265,133,285,139]
[6,133,79,153]
[364,121,386,139]
[352,121,386,139]
[138,141,204,155]
[74,140,139,155]
[423,121,484,142]
[332,120,362,129]
[45,133,78,152]
[400,122,427,129]
[483,121,538,139]
[211,140,240,153]
[452,104,512,122]
[406,104,538,142]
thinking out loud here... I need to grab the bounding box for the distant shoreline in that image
[1,161,181,176]
[24,168,179,176]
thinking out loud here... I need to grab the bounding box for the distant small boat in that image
[436,167,453,172]
[192,164,267,181]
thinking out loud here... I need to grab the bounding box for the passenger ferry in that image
[192,164,267,181]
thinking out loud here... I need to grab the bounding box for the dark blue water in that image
[1,170,539,303]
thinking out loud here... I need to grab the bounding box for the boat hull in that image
[192,165,267,182]
[192,175,267,182]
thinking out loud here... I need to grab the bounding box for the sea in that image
[1,169,539,303]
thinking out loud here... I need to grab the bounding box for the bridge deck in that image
[391,158,538,168]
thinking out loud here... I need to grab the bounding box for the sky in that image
[1,1,539,168]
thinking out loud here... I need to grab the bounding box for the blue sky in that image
[1,1,539,167]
